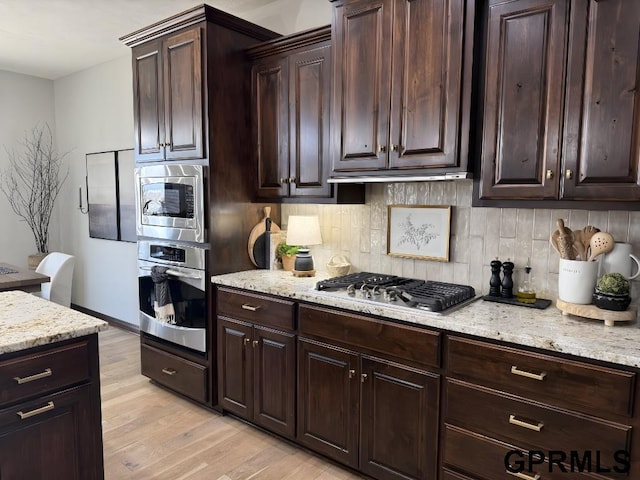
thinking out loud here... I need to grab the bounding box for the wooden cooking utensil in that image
[554,219,576,260]
[588,232,614,261]
[580,225,600,260]
[572,231,586,260]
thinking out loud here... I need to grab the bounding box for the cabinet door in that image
[289,43,333,198]
[562,0,640,200]
[479,0,568,199]
[360,356,440,480]
[0,386,101,480]
[388,0,465,169]
[218,317,253,419]
[253,326,296,439]
[132,39,165,162]
[297,338,359,468]
[253,57,289,198]
[162,28,204,161]
[331,0,393,171]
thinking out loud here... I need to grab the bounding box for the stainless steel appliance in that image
[135,164,206,243]
[137,240,207,352]
[315,272,477,314]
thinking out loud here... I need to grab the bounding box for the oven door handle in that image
[139,266,201,280]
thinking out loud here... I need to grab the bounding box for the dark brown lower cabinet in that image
[0,335,103,480]
[297,338,439,480]
[218,317,296,439]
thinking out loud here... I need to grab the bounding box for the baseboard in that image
[71,304,140,335]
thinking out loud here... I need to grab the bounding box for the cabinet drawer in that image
[447,337,635,418]
[446,379,632,472]
[141,344,207,403]
[0,340,90,407]
[443,424,621,480]
[299,304,440,368]
[217,287,295,331]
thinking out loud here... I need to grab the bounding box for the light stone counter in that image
[212,270,640,368]
[0,290,108,355]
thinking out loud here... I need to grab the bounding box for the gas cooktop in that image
[315,272,477,314]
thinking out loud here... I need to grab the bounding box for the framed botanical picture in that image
[387,205,451,261]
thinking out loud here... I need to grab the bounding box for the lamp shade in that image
[286,215,322,246]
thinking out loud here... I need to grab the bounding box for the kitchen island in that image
[0,290,108,480]
[212,270,640,480]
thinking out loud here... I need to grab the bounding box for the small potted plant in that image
[276,243,300,271]
[593,273,631,311]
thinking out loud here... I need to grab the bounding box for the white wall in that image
[0,71,56,267]
[54,55,138,325]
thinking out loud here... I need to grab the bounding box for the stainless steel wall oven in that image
[135,164,206,243]
[137,240,207,353]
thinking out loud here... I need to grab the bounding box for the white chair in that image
[34,252,75,307]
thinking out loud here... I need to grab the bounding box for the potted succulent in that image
[276,242,300,271]
[593,273,632,311]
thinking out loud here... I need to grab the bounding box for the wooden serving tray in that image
[556,299,637,327]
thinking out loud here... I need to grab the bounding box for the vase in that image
[28,253,47,271]
[281,254,296,272]
[592,289,632,311]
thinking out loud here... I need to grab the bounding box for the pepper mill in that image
[501,259,515,298]
[489,258,502,297]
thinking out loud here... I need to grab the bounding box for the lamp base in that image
[292,269,316,277]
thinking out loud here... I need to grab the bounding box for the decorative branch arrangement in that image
[0,124,69,254]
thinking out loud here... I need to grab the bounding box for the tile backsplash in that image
[281,180,640,307]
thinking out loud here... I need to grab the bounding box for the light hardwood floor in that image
[99,327,365,480]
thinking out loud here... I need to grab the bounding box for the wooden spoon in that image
[588,232,614,261]
[555,219,576,260]
[580,225,600,260]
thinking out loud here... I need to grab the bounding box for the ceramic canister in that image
[558,258,599,304]
[600,242,640,280]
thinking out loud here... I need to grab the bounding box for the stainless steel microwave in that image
[135,164,206,243]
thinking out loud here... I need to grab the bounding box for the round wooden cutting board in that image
[248,206,280,267]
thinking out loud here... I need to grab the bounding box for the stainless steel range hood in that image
[328,172,472,183]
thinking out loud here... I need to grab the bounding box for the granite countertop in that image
[0,290,108,355]
[211,270,640,369]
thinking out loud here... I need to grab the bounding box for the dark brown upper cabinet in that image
[130,27,204,163]
[247,26,365,203]
[329,0,475,178]
[477,0,640,204]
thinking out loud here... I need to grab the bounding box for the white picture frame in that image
[387,205,451,262]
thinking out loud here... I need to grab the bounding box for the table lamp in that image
[286,215,322,276]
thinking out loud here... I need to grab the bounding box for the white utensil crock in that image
[558,258,599,304]
[600,242,640,280]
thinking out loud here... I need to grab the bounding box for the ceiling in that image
[0,0,313,80]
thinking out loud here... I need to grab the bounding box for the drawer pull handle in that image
[511,366,546,381]
[17,401,55,420]
[509,414,544,432]
[241,304,260,311]
[506,470,540,480]
[14,368,53,385]
[162,367,177,376]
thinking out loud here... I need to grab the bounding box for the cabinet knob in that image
[252,340,259,348]
[348,369,356,379]
[244,338,251,346]
[565,169,573,179]
[390,144,400,152]
[546,169,553,179]
[378,145,387,153]
[279,177,287,185]
[289,177,296,184]
[361,373,368,383]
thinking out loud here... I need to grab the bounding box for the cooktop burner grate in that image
[316,272,476,312]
